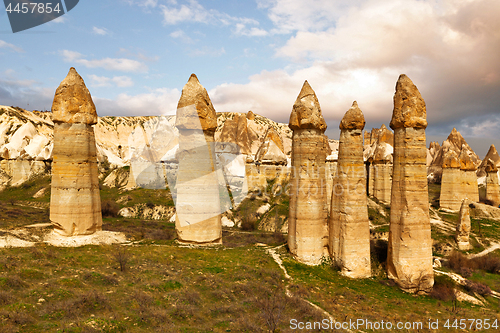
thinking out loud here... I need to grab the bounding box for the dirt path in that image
[265,244,353,332]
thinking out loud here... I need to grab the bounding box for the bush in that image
[430,275,456,302]
[447,251,500,275]
[101,199,120,217]
[464,280,491,296]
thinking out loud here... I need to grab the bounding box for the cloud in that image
[159,0,269,37]
[92,27,111,36]
[207,0,500,139]
[169,29,194,43]
[0,78,54,111]
[60,50,148,72]
[88,75,134,88]
[0,40,24,53]
[94,88,181,117]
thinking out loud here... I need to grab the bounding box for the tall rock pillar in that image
[485,159,500,207]
[372,143,392,205]
[288,81,328,265]
[329,101,371,278]
[459,146,479,203]
[439,150,461,210]
[456,199,472,250]
[50,67,102,236]
[175,74,222,245]
[388,74,433,293]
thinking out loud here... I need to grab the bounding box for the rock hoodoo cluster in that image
[50,68,102,236]
[387,74,434,292]
[288,81,329,265]
[175,74,222,245]
[330,101,371,278]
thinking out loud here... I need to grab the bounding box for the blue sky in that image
[1,0,500,156]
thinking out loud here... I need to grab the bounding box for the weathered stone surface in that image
[477,144,500,178]
[439,150,462,211]
[288,81,328,265]
[52,68,98,125]
[330,101,370,278]
[50,68,102,236]
[246,110,255,120]
[254,127,287,165]
[218,113,257,155]
[459,146,479,203]
[427,128,480,183]
[289,81,327,132]
[456,200,471,250]
[485,159,500,207]
[372,142,393,205]
[175,74,217,132]
[175,74,222,245]
[388,74,433,293]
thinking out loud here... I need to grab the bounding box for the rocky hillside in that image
[0,106,297,188]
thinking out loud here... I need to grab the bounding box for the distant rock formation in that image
[254,126,287,165]
[427,128,480,183]
[175,74,222,245]
[477,144,500,178]
[288,81,328,265]
[485,159,500,206]
[387,74,434,293]
[50,67,102,236]
[217,113,257,155]
[439,150,462,210]
[372,142,393,205]
[459,146,479,203]
[456,200,471,250]
[330,101,371,278]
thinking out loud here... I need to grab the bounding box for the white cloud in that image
[94,88,181,117]
[169,29,194,43]
[88,75,134,88]
[92,27,110,36]
[60,50,148,72]
[0,40,24,53]
[52,16,67,24]
[159,0,269,36]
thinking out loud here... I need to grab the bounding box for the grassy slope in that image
[1,178,500,332]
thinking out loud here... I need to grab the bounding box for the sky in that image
[1,0,499,157]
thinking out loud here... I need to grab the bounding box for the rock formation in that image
[330,101,371,278]
[217,113,257,155]
[485,159,500,207]
[50,67,102,236]
[459,146,479,203]
[288,80,328,265]
[439,150,462,210]
[427,128,480,183]
[372,142,392,205]
[387,74,434,293]
[477,144,500,178]
[254,126,287,165]
[456,200,471,250]
[175,74,222,245]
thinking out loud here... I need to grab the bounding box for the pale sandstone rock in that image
[485,159,500,206]
[477,144,500,178]
[439,150,462,211]
[456,199,472,250]
[372,142,393,205]
[50,68,102,236]
[254,127,287,165]
[459,146,479,203]
[218,113,257,155]
[175,74,222,245]
[388,74,433,293]
[288,81,328,265]
[330,101,371,278]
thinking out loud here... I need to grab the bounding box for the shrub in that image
[112,246,130,272]
[101,199,120,217]
[430,275,456,302]
[464,280,491,296]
